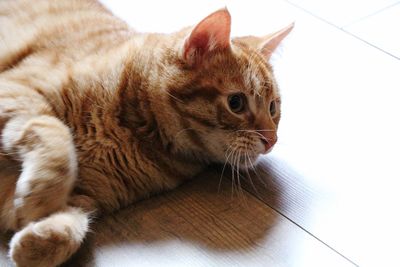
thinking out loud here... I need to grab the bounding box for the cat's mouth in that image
[262,144,275,155]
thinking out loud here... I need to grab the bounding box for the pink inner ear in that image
[183,8,231,65]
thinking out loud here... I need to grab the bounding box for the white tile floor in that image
[286,0,399,27]
[285,0,400,59]
[102,0,400,60]
[345,3,400,59]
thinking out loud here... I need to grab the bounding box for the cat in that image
[0,0,293,266]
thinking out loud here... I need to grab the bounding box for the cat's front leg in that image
[1,115,77,228]
[9,206,90,267]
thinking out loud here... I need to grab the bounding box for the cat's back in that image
[0,0,130,72]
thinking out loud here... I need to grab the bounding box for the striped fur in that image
[0,1,291,266]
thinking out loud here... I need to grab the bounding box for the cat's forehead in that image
[234,44,276,97]
[189,43,277,100]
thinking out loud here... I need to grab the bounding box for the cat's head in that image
[163,8,293,168]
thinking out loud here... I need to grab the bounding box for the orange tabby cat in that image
[0,0,293,266]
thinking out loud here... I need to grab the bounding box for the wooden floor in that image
[2,0,400,266]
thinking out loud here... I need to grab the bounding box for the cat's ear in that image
[259,23,294,60]
[235,23,294,61]
[183,8,231,66]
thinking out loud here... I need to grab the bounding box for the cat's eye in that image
[228,93,246,113]
[270,100,277,116]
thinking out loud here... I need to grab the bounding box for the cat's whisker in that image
[245,151,261,197]
[239,130,268,142]
[224,143,235,158]
[234,151,242,192]
[235,150,241,196]
[235,129,268,139]
[229,149,239,199]
[234,149,241,197]
[225,131,267,199]
[235,150,248,206]
[233,149,242,198]
[237,153,244,199]
[243,152,251,179]
[231,149,238,198]
[235,129,275,132]
[241,153,249,202]
[165,91,184,104]
[227,148,235,197]
[218,145,235,193]
[248,148,268,188]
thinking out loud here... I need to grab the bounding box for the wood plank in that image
[0,158,354,267]
[62,170,354,267]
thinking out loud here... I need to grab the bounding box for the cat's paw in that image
[9,220,80,267]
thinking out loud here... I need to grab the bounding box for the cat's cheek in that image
[203,134,231,162]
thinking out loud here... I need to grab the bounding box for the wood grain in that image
[0,157,354,267]
[63,169,354,267]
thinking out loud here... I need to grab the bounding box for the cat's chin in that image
[231,154,261,170]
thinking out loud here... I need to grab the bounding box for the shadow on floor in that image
[0,157,302,266]
[62,164,289,266]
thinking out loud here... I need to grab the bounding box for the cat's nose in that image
[259,131,277,153]
[260,137,277,153]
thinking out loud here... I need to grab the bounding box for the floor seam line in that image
[243,185,360,267]
[341,2,400,28]
[283,0,400,61]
